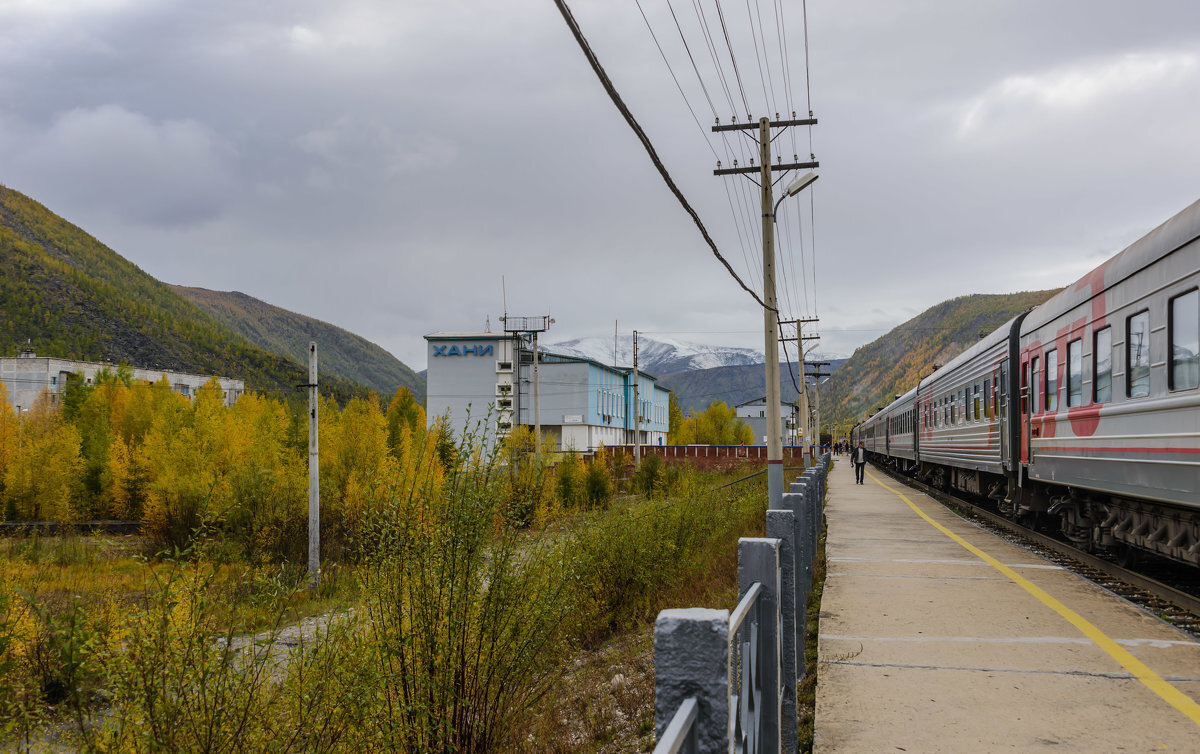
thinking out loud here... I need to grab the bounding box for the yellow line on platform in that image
[866,469,1200,727]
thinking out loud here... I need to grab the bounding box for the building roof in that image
[424,331,506,340]
[424,332,666,387]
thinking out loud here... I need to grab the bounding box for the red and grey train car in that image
[853,198,1200,566]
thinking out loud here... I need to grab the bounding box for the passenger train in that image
[852,199,1200,567]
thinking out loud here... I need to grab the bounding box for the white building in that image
[735,396,802,446]
[424,332,671,451]
[0,350,244,412]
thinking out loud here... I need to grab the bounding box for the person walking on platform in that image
[852,441,867,484]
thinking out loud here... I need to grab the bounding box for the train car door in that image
[998,362,1009,468]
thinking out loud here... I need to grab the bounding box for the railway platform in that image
[814,461,1200,752]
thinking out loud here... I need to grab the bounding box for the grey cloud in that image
[2,0,1199,372]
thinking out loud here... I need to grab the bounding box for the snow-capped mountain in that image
[546,335,764,377]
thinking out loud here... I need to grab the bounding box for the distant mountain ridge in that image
[172,286,425,401]
[0,185,373,401]
[819,290,1062,436]
[547,335,764,377]
[658,359,848,414]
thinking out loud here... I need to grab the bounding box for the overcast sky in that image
[3,0,1198,370]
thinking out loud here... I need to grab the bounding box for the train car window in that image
[1128,311,1151,398]
[1094,327,1112,403]
[1169,289,1199,390]
[1031,356,1041,413]
[1045,349,1059,412]
[1022,362,1030,414]
[974,383,982,421]
[1067,339,1083,407]
[984,378,991,419]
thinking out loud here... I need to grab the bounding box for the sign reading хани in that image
[431,344,494,357]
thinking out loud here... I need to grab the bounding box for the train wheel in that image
[1114,543,1139,569]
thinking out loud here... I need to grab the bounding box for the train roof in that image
[1023,197,1200,333]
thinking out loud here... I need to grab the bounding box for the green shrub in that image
[631,453,664,496]
[582,456,613,510]
[555,452,583,508]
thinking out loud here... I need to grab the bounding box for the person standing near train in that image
[852,441,867,484]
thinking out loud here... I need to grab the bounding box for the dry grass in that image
[510,494,752,753]
[0,533,356,633]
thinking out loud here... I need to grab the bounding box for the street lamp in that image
[772,171,819,218]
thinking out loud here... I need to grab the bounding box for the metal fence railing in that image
[654,453,829,754]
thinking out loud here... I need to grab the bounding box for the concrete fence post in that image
[765,510,798,753]
[782,488,809,617]
[655,608,731,753]
[738,538,782,754]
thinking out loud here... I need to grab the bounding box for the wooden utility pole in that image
[307,341,319,589]
[758,118,784,504]
[713,114,818,507]
[807,361,831,455]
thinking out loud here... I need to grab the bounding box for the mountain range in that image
[0,186,419,402]
[546,335,765,377]
[172,286,424,399]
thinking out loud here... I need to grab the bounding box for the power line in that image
[634,0,720,161]
[550,0,775,313]
[711,0,752,118]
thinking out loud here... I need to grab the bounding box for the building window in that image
[50,376,57,386]
[1067,339,1083,407]
[1128,311,1150,398]
[1045,349,1058,412]
[1094,326,1112,403]
[1169,289,1199,391]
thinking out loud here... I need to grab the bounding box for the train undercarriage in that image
[877,455,1200,569]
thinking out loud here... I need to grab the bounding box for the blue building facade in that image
[425,332,670,451]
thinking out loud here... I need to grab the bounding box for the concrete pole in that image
[307,341,320,589]
[633,329,640,465]
[533,331,540,445]
[760,117,784,508]
[815,378,822,454]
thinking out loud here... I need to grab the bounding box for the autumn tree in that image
[385,386,426,456]
[666,391,684,444]
[675,400,755,445]
[4,392,84,521]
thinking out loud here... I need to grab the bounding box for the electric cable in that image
[549,0,775,312]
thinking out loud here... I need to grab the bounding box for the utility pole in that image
[713,114,818,506]
[633,329,640,464]
[307,341,319,589]
[757,118,784,502]
[533,330,540,442]
[807,361,831,455]
[780,317,819,458]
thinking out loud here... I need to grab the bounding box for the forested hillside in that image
[173,286,425,402]
[820,290,1060,436]
[659,359,847,414]
[0,186,367,401]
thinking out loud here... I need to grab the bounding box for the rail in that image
[653,696,698,754]
[654,453,830,753]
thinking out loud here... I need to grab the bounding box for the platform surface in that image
[814,462,1200,752]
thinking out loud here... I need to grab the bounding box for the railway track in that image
[872,462,1200,638]
[0,520,143,535]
